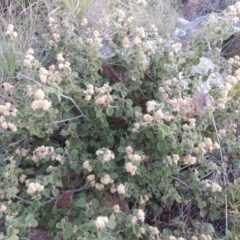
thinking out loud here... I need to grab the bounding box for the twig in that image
[45,115,85,126]
[14,187,85,206]
[17,73,90,122]
[171,176,193,189]
[212,115,228,232]
[14,195,32,204]
[60,94,89,121]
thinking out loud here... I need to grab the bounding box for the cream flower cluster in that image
[116,184,125,195]
[125,146,142,163]
[56,53,72,73]
[87,174,96,187]
[169,237,186,240]
[84,84,95,101]
[171,43,182,53]
[0,103,18,132]
[86,30,103,48]
[81,18,88,27]
[112,204,121,213]
[212,60,239,110]
[31,99,51,111]
[191,234,212,240]
[201,179,222,192]
[95,183,104,191]
[96,148,115,164]
[100,174,114,185]
[0,102,17,117]
[27,182,44,195]
[149,226,159,236]
[83,160,93,172]
[216,82,233,109]
[137,209,145,222]
[183,154,197,165]
[224,1,240,18]
[2,82,14,93]
[94,216,108,230]
[0,205,7,213]
[114,9,125,23]
[125,162,137,175]
[132,101,170,132]
[19,174,27,183]
[5,24,18,38]
[47,65,62,85]
[31,88,51,111]
[32,145,63,164]
[139,195,149,205]
[14,148,28,157]
[48,17,61,46]
[23,49,40,69]
[39,65,62,85]
[168,97,192,117]
[136,0,147,7]
[95,84,113,107]
[166,154,180,165]
[182,118,196,131]
[194,138,220,155]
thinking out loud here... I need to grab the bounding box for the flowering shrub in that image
[0,1,240,239]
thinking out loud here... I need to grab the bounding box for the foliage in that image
[0,1,240,240]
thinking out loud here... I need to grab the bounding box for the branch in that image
[14,187,85,207]
[45,115,85,126]
[17,73,90,122]
[212,114,228,232]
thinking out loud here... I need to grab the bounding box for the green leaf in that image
[48,219,55,228]
[157,141,167,152]
[125,99,133,106]
[204,223,215,234]
[55,147,64,153]
[115,108,122,117]
[225,229,232,239]
[107,135,114,144]
[110,173,119,179]
[32,200,40,208]
[96,110,102,118]
[85,208,93,218]
[223,33,230,41]
[56,223,62,229]
[31,219,38,227]
[63,228,74,239]
[25,214,34,224]
[170,123,178,131]
[198,45,203,56]
[132,224,140,234]
[209,211,221,221]
[52,188,59,197]
[69,123,77,130]
[76,198,86,208]
[202,76,208,82]
[103,161,111,170]
[30,126,44,138]
[91,199,99,207]
[125,227,133,237]
[61,129,69,136]
[161,124,170,135]
[146,131,153,139]
[192,58,200,66]
[8,235,19,240]
[46,86,56,93]
[107,219,116,230]
[71,149,79,158]
[106,108,114,116]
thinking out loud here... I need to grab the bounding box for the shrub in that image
[0,1,240,240]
